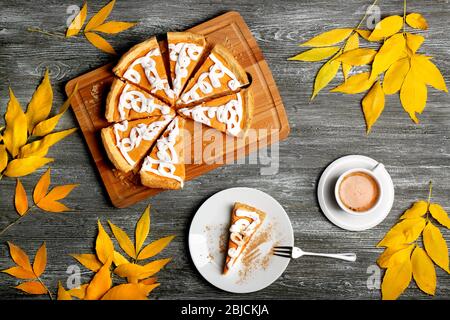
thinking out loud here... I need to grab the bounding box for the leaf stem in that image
[403,0,407,33]
[37,277,54,300]
[355,0,380,31]
[427,181,433,204]
[0,205,35,237]
[26,27,66,39]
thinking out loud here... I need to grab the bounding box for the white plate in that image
[317,155,395,231]
[188,187,294,293]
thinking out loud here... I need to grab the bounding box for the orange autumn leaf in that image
[68,284,88,299]
[35,175,78,213]
[91,21,137,34]
[7,242,33,271]
[84,32,116,54]
[96,220,114,264]
[70,253,102,272]
[15,281,48,295]
[66,2,88,37]
[84,259,112,300]
[138,282,160,296]
[4,157,54,178]
[33,242,47,277]
[33,168,51,204]
[85,0,116,31]
[108,221,136,259]
[101,283,148,300]
[2,266,36,279]
[57,282,72,300]
[25,69,53,134]
[3,87,27,157]
[14,179,29,216]
[137,236,175,260]
[135,205,150,253]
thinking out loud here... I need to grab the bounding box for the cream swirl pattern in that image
[169,42,204,96]
[141,117,184,186]
[180,53,241,104]
[113,115,173,166]
[178,92,243,136]
[118,84,173,120]
[123,49,174,100]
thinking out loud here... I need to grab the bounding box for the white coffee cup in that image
[334,164,384,215]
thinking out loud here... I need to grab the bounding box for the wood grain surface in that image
[0,0,449,300]
[66,12,289,208]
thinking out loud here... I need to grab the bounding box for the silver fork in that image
[273,246,356,262]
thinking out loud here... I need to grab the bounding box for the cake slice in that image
[105,78,174,123]
[223,202,266,274]
[101,115,174,173]
[113,37,175,104]
[178,89,253,137]
[167,32,206,98]
[140,116,185,190]
[177,44,249,105]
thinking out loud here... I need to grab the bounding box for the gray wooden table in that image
[0,0,449,300]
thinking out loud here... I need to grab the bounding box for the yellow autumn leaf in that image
[300,28,353,47]
[400,201,428,219]
[85,0,116,31]
[101,283,148,300]
[342,33,359,80]
[4,157,53,178]
[32,83,78,137]
[371,33,406,79]
[289,47,340,62]
[330,71,376,94]
[113,251,129,266]
[412,55,448,92]
[71,253,102,272]
[138,282,160,296]
[68,284,88,299]
[1,266,36,279]
[140,258,171,278]
[335,48,377,66]
[139,277,157,285]
[57,282,72,300]
[35,184,77,213]
[19,128,77,158]
[356,29,372,41]
[400,67,427,123]
[381,252,412,300]
[368,15,404,41]
[25,70,53,133]
[377,217,426,247]
[114,263,146,283]
[84,32,116,54]
[91,21,136,34]
[411,246,436,295]
[135,205,150,253]
[0,145,8,173]
[96,220,114,264]
[406,33,424,54]
[14,179,29,216]
[66,2,88,37]
[36,198,70,212]
[383,58,410,95]
[406,13,428,30]
[84,259,112,300]
[137,236,175,260]
[3,87,27,157]
[33,168,51,204]
[362,80,385,133]
[32,242,47,277]
[423,222,449,273]
[311,59,340,100]
[108,221,136,259]
[15,281,48,295]
[7,242,33,272]
[377,244,414,268]
[429,203,450,229]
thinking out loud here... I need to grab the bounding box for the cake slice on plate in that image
[178,89,253,137]
[167,32,206,98]
[113,36,175,104]
[177,44,249,105]
[140,116,185,190]
[101,115,174,173]
[106,78,174,123]
[223,202,266,274]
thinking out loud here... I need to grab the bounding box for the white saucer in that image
[317,155,395,231]
[188,187,294,293]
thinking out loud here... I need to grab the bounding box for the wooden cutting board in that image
[66,11,290,208]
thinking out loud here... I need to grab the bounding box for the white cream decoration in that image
[141,117,184,186]
[118,84,172,120]
[180,53,242,104]
[227,209,261,269]
[123,48,174,99]
[113,115,173,166]
[179,92,243,136]
[169,42,204,96]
